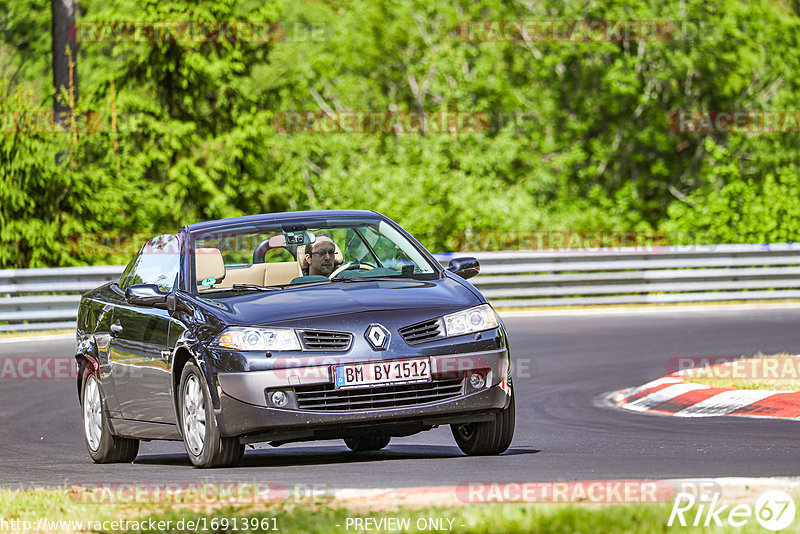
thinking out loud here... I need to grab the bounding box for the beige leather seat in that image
[263,262,303,285]
[196,247,225,288]
[212,262,302,287]
[297,242,344,276]
[221,264,266,286]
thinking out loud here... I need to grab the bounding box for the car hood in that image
[194,277,481,325]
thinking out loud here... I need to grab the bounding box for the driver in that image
[305,234,337,277]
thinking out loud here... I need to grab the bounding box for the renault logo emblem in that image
[365,324,390,350]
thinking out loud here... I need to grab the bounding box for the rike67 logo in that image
[668,489,796,531]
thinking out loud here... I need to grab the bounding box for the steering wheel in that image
[329,262,376,279]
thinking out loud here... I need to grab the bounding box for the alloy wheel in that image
[182,375,207,456]
[83,376,102,452]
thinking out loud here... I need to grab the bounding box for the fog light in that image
[270,390,289,407]
[470,373,486,389]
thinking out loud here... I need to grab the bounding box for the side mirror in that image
[165,293,193,314]
[447,257,480,280]
[125,284,168,307]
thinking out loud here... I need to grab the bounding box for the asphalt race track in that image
[2,306,800,489]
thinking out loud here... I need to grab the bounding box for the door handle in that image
[110,322,123,336]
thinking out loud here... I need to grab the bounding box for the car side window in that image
[345,226,414,269]
[118,255,138,290]
[118,234,181,293]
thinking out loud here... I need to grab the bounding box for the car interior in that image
[194,233,346,290]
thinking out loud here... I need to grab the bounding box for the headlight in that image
[214,327,301,351]
[443,304,500,337]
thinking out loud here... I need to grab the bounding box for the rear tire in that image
[179,361,244,468]
[344,435,391,452]
[451,381,515,456]
[82,372,139,463]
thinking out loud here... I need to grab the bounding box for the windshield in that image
[189,217,439,293]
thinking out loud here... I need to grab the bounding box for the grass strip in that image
[0,488,792,533]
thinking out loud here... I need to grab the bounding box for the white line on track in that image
[0,333,74,344]
[498,302,800,318]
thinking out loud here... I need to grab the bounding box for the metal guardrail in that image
[0,266,124,332]
[440,243,800,307]
[2,243,800,331]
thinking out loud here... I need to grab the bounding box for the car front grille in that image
[294,378,464,412]
[298,330,353,351]
[399,318,445,345]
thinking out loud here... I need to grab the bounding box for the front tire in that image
[82,372,139,463]
[179,361,244,468]
[344,435,391,452]
[451,381,515,456]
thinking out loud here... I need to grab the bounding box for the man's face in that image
[306,239,336,277]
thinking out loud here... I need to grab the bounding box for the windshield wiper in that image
[231,284,282,291]
[331,275,414,283]
[289,279,334,287]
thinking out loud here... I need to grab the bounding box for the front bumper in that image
[217,383,510,441]
[214,347,510,439]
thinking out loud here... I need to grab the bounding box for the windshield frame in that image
[183,214,443,294]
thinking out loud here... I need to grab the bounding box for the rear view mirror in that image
[125,284,168,307]
[447,257,480,280]
[284,231,313,246]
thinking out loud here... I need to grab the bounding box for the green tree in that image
[3,0,800,267]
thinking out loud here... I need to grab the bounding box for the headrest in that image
[297,237,344,275]
[195,247,225,284]
[263,262,303,286]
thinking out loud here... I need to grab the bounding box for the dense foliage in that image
[2,0,799,267]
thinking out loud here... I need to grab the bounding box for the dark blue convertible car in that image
[76,210,514,467]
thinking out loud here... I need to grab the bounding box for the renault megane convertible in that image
[76,210,514,467]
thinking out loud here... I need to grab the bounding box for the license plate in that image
[334,358,431,389]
